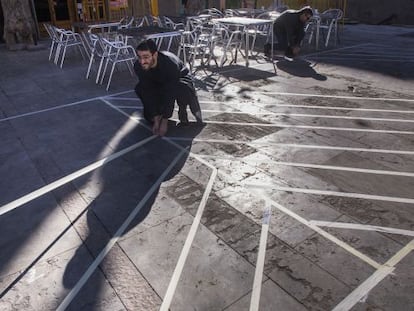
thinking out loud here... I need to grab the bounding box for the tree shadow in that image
[276,58,328,81]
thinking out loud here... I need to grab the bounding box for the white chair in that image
[54,27,87,68]
[224,9,241,17]
[197,8,224,18]
[43,23,60,62]
[97,37,137,90]
[117,16,135,30]
[308,9,343,48]
[216,24,244,67]
[245,12,273,56]
[85,33,106,81]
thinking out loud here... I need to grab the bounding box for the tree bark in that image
[1,0,36,50]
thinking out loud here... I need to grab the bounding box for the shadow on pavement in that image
[60,120,205,308]
[276,59,328,80]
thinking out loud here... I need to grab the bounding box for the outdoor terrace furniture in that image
[212,16,275,67]
[118,26,182,52]
[307,8,343,49]
[44,25,87,68]
[87,21,121,34]
[96,37,137,91]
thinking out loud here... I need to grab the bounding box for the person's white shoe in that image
[284,55,294,62]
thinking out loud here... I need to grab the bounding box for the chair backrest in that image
[198,8,224,18]
[320,9,343,22]
[224,9,240,17]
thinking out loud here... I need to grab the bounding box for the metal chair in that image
[97,37,137,90]
[53,27,87,68]
[308,8,343,48]
[43,23,60,62]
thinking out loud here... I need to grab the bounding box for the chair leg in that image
[60,45,68,68]
[100,58,111,84]
[86,54,95,79]
[106,63,116,91]
[54,43,62,65]
[48,41,55,61]
[96,56,106,84]
[325,23,334,47]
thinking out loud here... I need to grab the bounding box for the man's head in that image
[299,6,313,23]
[136,39,158,70]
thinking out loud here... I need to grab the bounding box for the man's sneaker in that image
[283,55,294,62]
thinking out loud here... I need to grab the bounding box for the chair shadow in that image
[276,58,327,81]
[61,120,205,308]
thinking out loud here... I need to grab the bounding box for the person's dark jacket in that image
[273,7,308,48]
[134,51,192,120]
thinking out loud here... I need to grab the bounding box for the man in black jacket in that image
[134,39,202,136]
[265,6,313,60]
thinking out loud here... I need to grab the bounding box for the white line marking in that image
[332,239,414,311]
[194,154,414,177]
[305,57,414,63]
[241,103,414,114]
[104,97,141,101]
[0,135,156,216]
[302,43,371,58]
[246,188,381,269]
[0,90,133,123]
[113,106,142,109]
[244,183,414,205]
[160,168,217,311]
[254,91,414,103]
[197,109,414,124]
[169,137,414,156]
[196,119,414,135]
[309,221,414,237]
[56,148,188,311]
[103,98,219,311]
[250,202,271,311]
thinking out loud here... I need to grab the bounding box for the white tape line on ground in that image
[241,103,414,114]
[197,109,414,122]
[309,221,414,237]
[332,239,414,311]
[305,57,414,63]
[169,137,414,156]
[301,43,371,58]
[104,97,140,101]
[0,135,156,217]
[0,90,134,123]
[56,148,188,311]
[248,189,381,269]
[113,106,143,109]
[104,98,220,309]
[245,183,414,205]
[250,202,271,311]
[160,168,217,311]
[254,91,414,103]
[194,154,414,178]
[194,119,414,135]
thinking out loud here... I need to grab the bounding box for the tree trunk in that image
[1,0,36,50]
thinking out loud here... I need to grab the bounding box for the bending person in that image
[134,39,202,136]
[265,6,313,60]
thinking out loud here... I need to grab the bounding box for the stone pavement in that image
[0,24,413,310]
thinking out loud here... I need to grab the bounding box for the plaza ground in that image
[0,23,413,310]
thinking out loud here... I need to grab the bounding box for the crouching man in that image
[134,39,202,136]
